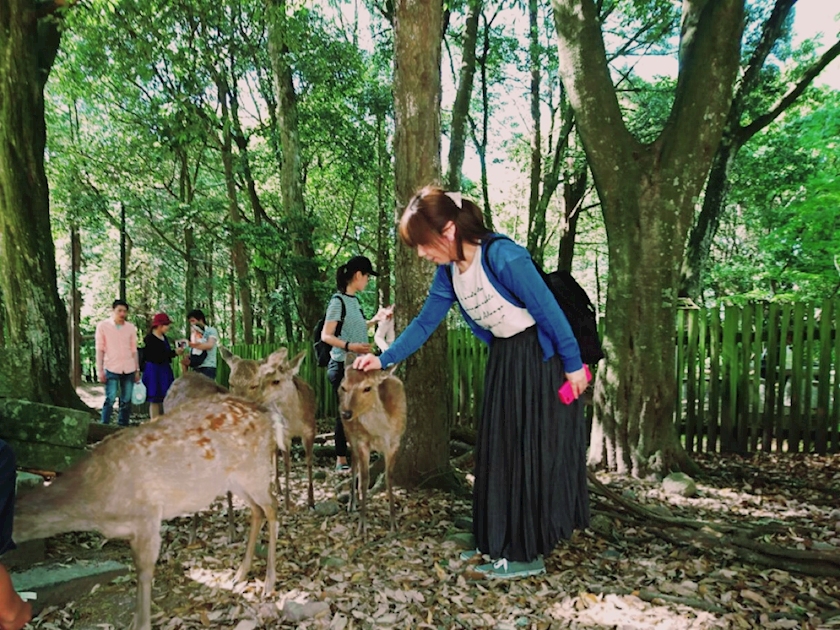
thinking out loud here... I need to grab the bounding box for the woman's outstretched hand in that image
[352,354,382,371]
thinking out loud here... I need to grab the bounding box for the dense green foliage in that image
[35,0,840,346]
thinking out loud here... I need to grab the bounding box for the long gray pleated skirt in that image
[472,326,590,562]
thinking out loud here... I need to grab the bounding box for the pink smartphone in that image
[558,365,592,404]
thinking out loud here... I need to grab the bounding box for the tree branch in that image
[738,38,840,141]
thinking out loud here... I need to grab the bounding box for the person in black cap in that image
[319,255,380,472]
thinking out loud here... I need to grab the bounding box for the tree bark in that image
[552,0,744,476]
[266,0,321,335]
[392,0,452,489]
[445,0,481,192]
[216,74,254,344]
[525,0,545,265]
[375,110,392,307]
[0,0,84,408]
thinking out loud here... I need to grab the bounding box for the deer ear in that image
[219,345,238,366]
[345,352,358,366]
[288,349,307,374]
[264,347,288,369]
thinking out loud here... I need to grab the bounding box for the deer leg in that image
[128,522,161,630]
[357,445,371,539]
[234,500,263,584]
[385,452,397,532]
[226,491,235,543]
[274,447,281,502]
[188,513,199,545]
[262,497,277,596]
[304,434,315,509]
[283,448,292,512]
[347,446,358,514]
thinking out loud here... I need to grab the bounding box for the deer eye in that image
[272,380,281,385]
[363,386,372,392]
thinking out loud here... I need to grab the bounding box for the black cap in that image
[345,255,379,277]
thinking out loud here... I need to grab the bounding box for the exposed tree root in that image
[587,470,840,578]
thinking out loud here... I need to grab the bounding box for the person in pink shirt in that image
[95,299,140,426]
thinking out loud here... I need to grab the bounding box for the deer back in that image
[15,396,276,542]
[164,371,229,413]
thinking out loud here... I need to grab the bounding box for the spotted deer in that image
[219,346,316,510]
[163,372,237,542]
[14,395,281,630]
[338,354,406,538]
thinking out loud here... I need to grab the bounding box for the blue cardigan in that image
[379,234,583,373]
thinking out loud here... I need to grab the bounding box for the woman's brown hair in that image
[398,186,491,261]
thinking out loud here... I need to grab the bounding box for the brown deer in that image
[338,355,406,538]
[219,346,316,511]
[14,395,280,630]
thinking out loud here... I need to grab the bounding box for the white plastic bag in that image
[132,381,147,405]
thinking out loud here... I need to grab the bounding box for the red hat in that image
[152,313,171,327]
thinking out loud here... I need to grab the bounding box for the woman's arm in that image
[321,320,371,355]
[375,268,455,368]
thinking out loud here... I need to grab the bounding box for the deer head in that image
[339,354,402,422]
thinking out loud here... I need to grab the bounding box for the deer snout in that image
[340,409,354,421]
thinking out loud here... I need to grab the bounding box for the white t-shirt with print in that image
[451,245,535,338]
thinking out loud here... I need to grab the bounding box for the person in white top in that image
[353,186,589,580]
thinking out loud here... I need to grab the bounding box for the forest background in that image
[0,0,839,485]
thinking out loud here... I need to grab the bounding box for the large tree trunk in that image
[392,0,451,489]
[266,0,321,335]
[0,0,83,408]
[552,0,744,476]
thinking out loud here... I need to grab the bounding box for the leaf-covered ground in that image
[23,443,840,630]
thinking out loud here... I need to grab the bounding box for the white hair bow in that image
[444,191,462,208]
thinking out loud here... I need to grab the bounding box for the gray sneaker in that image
[474,557,546,579]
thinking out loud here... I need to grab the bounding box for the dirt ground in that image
[19,387,840,629]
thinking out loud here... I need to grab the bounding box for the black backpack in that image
[313,295,346,368]
[451,236,604,365]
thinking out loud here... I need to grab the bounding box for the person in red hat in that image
[141,313,178,419]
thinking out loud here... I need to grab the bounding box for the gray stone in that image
[589,513,614,537]
[445,532,475,549]
[282,600,331,622]
[313,500,341,517]
[662,472,697,497]
[0,398,93,471]
[10,560,130,614]
[319,556,346,568]
[1,539,45,571]
[15,472,43,493]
